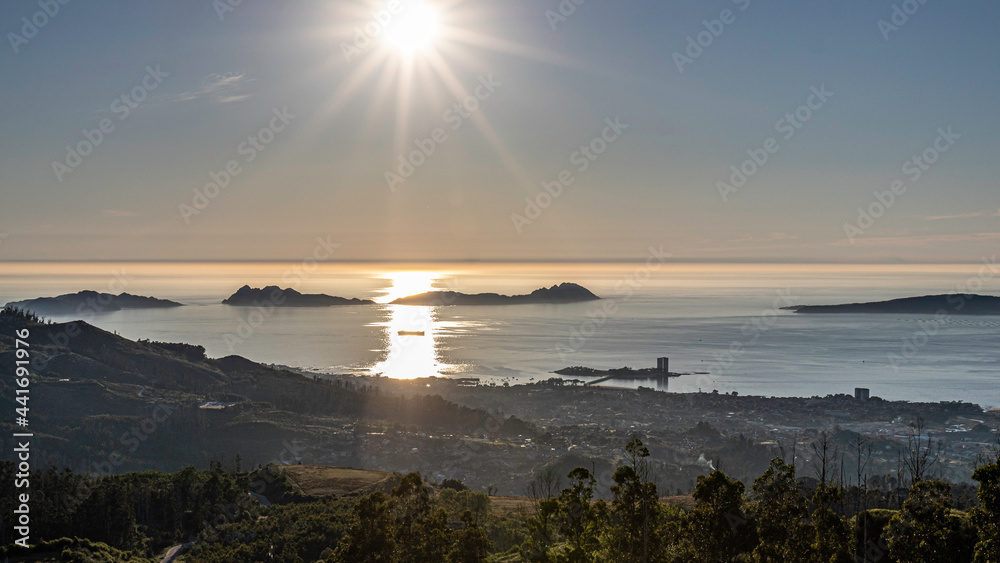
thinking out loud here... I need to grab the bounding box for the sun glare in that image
[303,0,576,192]
[384,3,439,54]
[377,271,438,303]
[370,270,453,379]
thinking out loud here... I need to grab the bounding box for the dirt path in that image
[160,541,193,563]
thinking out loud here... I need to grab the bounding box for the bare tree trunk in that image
[904,416,936,485]
[811,433,839,487]
[852,435,873,561]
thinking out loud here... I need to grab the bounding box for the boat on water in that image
[397,330,425,336]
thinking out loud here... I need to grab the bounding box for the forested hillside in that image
[1,440,998,562]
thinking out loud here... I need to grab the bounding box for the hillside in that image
[5,291,182,316]
[783,294,1000,315]
[272,465,694,516]
[0,309,527,476]
[278,465,395,497]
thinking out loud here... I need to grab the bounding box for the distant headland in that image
[555,366,679,377]
[223,285,374,307]
[783,294,1000,315]
[4,291,183,316]
[389,283,600,306]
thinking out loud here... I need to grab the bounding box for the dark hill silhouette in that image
[0,308,517,474]
[390,282,600,306]
[5,291,182,316]
[783,294,1000,315]
[222,285,374,306]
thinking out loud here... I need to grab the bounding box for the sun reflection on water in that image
[370,271,452,379]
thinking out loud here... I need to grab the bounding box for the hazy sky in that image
[2,0,998,262]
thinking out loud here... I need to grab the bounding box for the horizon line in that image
[0,258,995,265]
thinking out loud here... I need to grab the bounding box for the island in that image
[222,285,374,307]
[4,290,183,316]
[782,294,1000,315]
[389,282,600,306]
[555,366,678,377]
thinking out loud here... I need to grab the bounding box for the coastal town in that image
[290,370,1000,497]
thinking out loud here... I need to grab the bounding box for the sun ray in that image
[299,0,598,195]
[391,55,417,160]
[422,49,535,190]
[442,28,590,70]
[292,47,394,151]
[359,55,401,148]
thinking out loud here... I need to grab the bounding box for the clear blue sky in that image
[1,0,998,262]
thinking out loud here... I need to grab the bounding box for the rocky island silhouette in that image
[783,293,1000,315]
[389,282,600,306]
[222,285,375,307]
[5,291,183,316]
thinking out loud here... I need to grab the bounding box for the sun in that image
[303,0,576,188]
[383,3,439,54]
[376,271,438,303]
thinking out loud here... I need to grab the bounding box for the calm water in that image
[1,262,998,407]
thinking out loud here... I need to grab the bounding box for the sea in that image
[1,262,998,408]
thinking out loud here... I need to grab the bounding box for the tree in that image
[604,438,664,562]
[437,488,491,523]
[971,460,1000,563]
[530,466,564,501]
[557,467,602,561]
[810,433,840,490]
[521,497,559,562]
[408,507,451,562]
[333,472,453,563]
[809,482,852,563]
[807,433,852,562]
[852,509,895,563]
[885,479,952,563]
[747,458,811,562]
[521,465,566,560]
[390,472,450,563]
[441,478,469,492]
[851,434,875,562]
[334,491,394,562]
[903,417,941,485]
[680,470,756,563]
[448,510,492,563]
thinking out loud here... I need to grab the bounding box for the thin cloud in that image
[729,232,799,243]
[174,72,252,104]
[832,232,1000,247]
[916,211,988,221]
